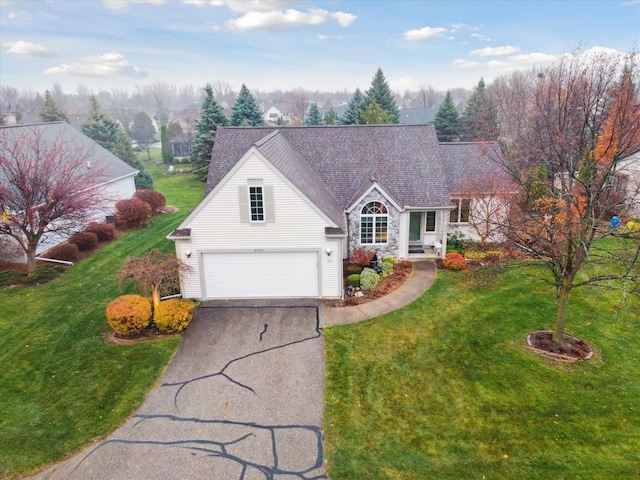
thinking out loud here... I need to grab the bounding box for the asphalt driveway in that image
[33,300,326,479]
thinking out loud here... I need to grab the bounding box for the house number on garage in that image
[254,249,264,253]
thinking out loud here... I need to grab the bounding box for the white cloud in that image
[471,45,520,57]
[508,52,556,65]
[330,11,356,27]
[318,34,341,41]
[4,40,56,58]
[227,7,352,31]
[389,75,419,93]
[102,0,167,11]
[44,52,148,77]
[470,32,491,41]
[403,26,447,42]
[451,59,480,69]
[216,1,303,13]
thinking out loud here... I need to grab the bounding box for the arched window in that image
[360,201,388,244]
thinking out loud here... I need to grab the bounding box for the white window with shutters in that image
[238,180,275,224]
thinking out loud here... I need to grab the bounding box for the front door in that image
[409,212,421,242]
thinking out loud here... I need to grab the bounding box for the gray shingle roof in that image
[0,122,138,188]
[206,125,502,224]
[438,142,506,194]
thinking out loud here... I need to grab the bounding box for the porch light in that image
[325,248,332,256]
[185,250,192,258]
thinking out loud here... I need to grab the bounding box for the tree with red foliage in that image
[0,125,111,272]
[486,47,640,347]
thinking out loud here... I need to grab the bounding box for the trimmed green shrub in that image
[134,189,166,214]
[23,264,66,285]
[106,294,152,337]
[115,198,152,228]
[381,257,395,266]
[44,243,79,262]
[347,274,361,287]
[154,298,196,333]
[84,222,116,241]
[346,264,363,275]
[360,267,379,291]
[443,252,467,271]
[0,270,25,286]
[68,232,98,251]
[381,260,393,276]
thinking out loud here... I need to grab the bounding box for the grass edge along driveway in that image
[324,269,640,479]
[0,160,203,479]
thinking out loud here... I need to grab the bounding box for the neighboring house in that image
[170,133,192,158]
[261,103,291,125]
[616,149,640,218]
[168,124,504,300]
[0,122,138,263]
[399,107,439,125]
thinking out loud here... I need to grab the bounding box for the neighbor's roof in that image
[207,124,458,212]
[0,122,138,189]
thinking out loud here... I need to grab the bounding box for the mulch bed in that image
[526,330,594,363]
[325,261,412,307]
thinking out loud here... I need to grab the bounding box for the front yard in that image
[324,268,640,479]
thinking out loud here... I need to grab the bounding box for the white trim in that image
[346,182,403,214]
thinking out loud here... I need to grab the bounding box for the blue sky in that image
[1,0,639,96]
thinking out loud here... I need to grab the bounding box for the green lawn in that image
[324,268,640,479]
[0,151,204,479]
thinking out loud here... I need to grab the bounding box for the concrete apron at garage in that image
[32,299,327,480]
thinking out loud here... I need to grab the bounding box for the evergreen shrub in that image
[381,257,395,266]
[0,270,25,286]
[115,198,152,228]
[154,298,196,333]
[134,190,166,214]
[23,265,66,285]
[347,274,361,287]
[106,295,152,337]
[360,267,379,290]
[85,222,116,241]
[68,232,98,251]
[45,243,79,262]
[381,260,393,276]
[346,265,363,275]
[443,253,467,271]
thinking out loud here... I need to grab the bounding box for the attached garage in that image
[202,251,320,299]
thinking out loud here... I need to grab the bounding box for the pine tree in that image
[81,95,120,152]
[362,68,400,124]
[461,78,498,141]
[113,128,154,190]
[340,88,365,125]
[303,103,324,126]
[130,111,156,161]
[434,91,461,142]
[160,124,174,164]
[323,107,338,125]
[190,84,229,181]
[361,101,391,125]
[231,84,264,126]
[38,90,69,123]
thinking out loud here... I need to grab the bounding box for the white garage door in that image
[202,251,319,299]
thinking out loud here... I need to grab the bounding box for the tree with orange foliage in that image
[485,47,640,348]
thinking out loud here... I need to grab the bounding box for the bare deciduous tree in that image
[417,83,441,109]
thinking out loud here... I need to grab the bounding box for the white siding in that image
[398,211,408,259]
[177,153,342,298]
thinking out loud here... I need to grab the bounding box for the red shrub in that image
[134,190,166,214]
[443,252,467,271]
[68,232,98,251]
[115,198,152,228]
[44,243,79,262]
[85,222,116,241]
[350,248,375,267]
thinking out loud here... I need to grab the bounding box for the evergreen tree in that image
[323,107,338,125]
[340,88,365,125]
[160,124,174,164]
[130,111,156,161]
[303,103,324,126]
[434,91,461,142]
[361,101,391,125]
[231,84,264,126]
[113,128,154,190]
[81,95,119,152]
[38,90,69,123]
[362,68,400,124]
[190,84,229,181]
[461,78,499,141]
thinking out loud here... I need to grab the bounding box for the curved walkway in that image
[325,259,437,327]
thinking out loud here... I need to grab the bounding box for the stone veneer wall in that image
[348,188,400,260]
